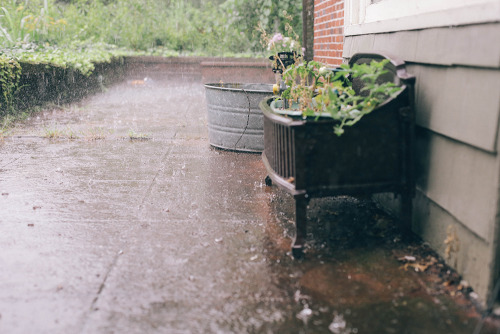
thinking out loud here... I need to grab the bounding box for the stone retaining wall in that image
[6,56,275,112]
[14,58,125,110]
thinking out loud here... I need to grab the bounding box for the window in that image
[345,0,500,35]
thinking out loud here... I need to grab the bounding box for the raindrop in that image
[296,305,313,325]
[459,280,469,288]
[328,313,347,333]
[294,290,311,303]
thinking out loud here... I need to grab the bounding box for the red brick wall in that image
[313,0,345,66]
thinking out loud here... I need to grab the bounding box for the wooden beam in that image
[302,0,314,61]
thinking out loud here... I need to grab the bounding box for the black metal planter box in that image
[260,53,416,257]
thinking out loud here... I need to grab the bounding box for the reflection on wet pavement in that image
[0,77,497,334]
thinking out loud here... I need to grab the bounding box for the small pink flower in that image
[271,33,283,43]
[268,33,284,48]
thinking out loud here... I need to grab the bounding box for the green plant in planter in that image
[279,59,403,136]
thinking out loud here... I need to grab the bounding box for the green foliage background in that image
[0,0,303,55]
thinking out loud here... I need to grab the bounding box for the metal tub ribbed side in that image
[204,83,273,152]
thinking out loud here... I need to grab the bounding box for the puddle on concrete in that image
[258,192,488,334]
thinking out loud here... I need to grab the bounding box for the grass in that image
[127,129,151,140]
[43,127,64,139]
[0,128,8,141]
[39,127,155,141]
[42,126,79,139]
[41,126,114,140]
[0,107,37,134]
[82,127,109,141]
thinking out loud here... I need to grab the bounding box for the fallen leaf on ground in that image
[401,262,430,272]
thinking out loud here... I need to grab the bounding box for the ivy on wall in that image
[0,55,21,115]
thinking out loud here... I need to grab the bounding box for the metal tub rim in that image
[204,83,274,94]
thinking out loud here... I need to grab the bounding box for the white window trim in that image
[345,0,500,36]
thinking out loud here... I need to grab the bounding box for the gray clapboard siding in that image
[416,128,498,240]
[343,35,375,59]
[412,190,494,298]
[415,24,500,68]
[408,64,500,153]
[344,24,500,153]
[374,188,494,299]
[339,58,500,153]
[344,22,500,68]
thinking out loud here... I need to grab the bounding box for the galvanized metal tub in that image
[204,83,273,152]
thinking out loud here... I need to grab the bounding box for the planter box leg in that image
[293,194,309,258]
[265,175,273,187]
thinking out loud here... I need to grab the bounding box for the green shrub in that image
[0,0,67,46]
[0,54,21,115]
[1,0,303,55]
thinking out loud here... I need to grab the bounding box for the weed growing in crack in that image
[127,129,150,140]
[42,126,81,140]
[43,127,65,139]
[83,127,109,141]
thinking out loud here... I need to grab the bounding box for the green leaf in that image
[333,126,344,136]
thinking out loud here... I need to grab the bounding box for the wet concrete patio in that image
[0,70,498,333]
